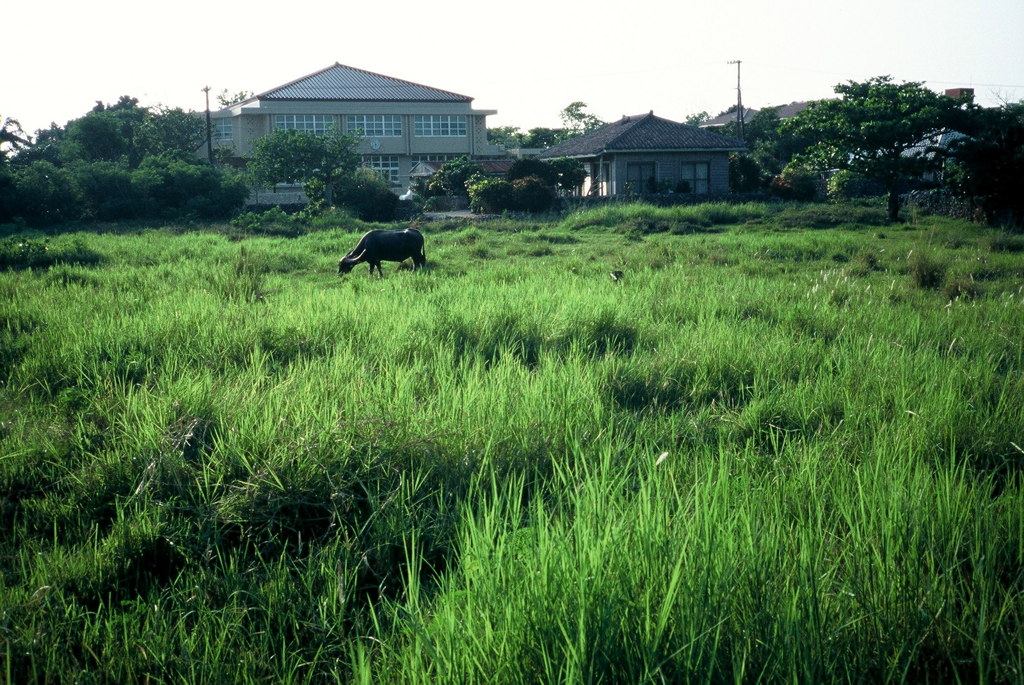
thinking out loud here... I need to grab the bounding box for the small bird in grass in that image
[610,270,624,282]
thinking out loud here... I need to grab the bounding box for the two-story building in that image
[208,63,505,197]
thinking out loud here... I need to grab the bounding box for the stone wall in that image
[900,189,976,220]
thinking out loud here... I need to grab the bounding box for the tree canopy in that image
[785,76,972,220]
[426,157,485,197]
[247,128,359,205]
[486,102,601,152]
[1,117,31,160]
[946,101,1024,227]
[559,102,605,138]
[1,97,246,225]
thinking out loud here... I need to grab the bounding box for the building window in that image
[411,154,460,164]
[625,162,656,194]
[414,115,467,137]
[273,114,334,135]
[362,155,401,185]
[346,115,402,138]
[679,162,710,194]
[213,119,233,142]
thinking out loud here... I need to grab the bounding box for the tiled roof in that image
[411,160,514,177]
[700,107,759,128]
[257,63,473,103]
[539,112,744,158]
[904,129,968,158]
[700,101,811,127]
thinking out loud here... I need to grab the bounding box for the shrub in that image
[909,250,946,289]
[988,233,1024,253]
[0,165,16,224]
[134,155,248,219]
[772,204,888,229]
[943,277,981,301]
[427,157,484,197]
[729,154,763,193]
[770,164,818,201]
[6,156,246,226]
[69,161,152,220]
[11,161,81,225]
[827,170,885,200]
[467,176,556,213]
[468,178,516,214]
[333,168,399,222]
[546,157,587,192]
[849,250,882,276]
[0,236,103,270]
[228,207,302,236]
[506,159,559,186]
[511,176,556,213]
[0,237,49,269]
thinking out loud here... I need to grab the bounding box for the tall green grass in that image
[1,208,1022,682]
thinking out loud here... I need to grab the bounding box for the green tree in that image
[729,154,763,193]
[69,160,146,219]
[248,128,359,205]
[4,98,247,224]
[752,108,817,176]
[487,126,525,149]
[138,107,206,160]
[466,175,555,213]
[57,96,148,167]
[506,158,560,186]
[10,123,64,167]
[1,117,31,160]
[506,158,586,195]
[11,161,81,224]
[522,127,563,149]
[427,156,484,196]
[684,111,711,126]
[546,157,587,193]
[511,176,556,212]
[332,168,400,222]
[132,154,248,218]
[467,177,515,213]
[61,108,139,166]
[784,76,971,220]
[559,102,604,139]
[217,89,254,108]
[946,101,1024,228]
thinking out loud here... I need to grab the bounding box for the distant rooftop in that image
[700,101,811,127]
[255,63,473,103]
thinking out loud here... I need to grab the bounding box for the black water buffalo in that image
[338,228,426,277]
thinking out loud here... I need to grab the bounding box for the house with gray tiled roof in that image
[539,112,744,196]
[209,63,504,195]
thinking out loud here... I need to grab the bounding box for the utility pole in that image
[202,86,214,164]
[727,60,745,142]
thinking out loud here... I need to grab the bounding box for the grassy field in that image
[1,202,1022,683]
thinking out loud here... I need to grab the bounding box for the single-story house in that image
[207,63,506,195]
[539,112,745,196]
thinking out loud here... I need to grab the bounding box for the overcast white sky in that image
[5,0,1023,137]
